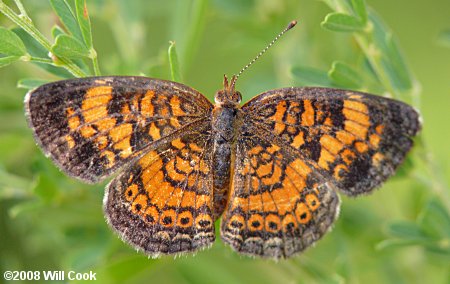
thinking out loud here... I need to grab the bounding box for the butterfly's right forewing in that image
[241,87,420,196]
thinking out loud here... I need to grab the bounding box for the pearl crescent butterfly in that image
[24,21,420,259]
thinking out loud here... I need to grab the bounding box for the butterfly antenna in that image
[230,20,298,90]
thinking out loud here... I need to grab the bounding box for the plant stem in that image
[353,34,397,98]
[0,2,51,50]
[13,0,29,19]
[179,0,208,71]
[0,1,86,77]
[417,138,450,212]
[90,49,101,76]
[92,57,101,76]
[328,1,399,98]
[29,56,54,64]
[168,41,182,82]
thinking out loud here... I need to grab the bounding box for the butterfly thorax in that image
[211,76,242,218]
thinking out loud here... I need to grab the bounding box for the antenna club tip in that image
[287,20,298,30]
[232,20,297,82]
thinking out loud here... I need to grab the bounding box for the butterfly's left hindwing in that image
[25,76,213,183]
[104,122,216,255]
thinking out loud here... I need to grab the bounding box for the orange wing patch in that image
[221,134,340,258]
[104,131,216,256]
[243,88,420,197]
[81,86,113,125]
[25,76,213,183]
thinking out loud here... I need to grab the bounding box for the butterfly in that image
[24,21,420,259]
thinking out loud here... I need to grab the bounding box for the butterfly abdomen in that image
[211,105,242,218]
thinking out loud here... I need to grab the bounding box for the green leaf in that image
[17,78,50,90]
[379,200,450,255]
[12,28,73,78]
[73,58,91,75]
[168,41,182,82]
[291,66,333,87]
[75,0,93,49]
[294,259,344,284]
[0,167,35,199]
[418,199,450,240]
[328,61,363,88]
[321,13,365,32]
[51,25,66,39]
[376,239,423,250]
[9,199,43,218]
[52,34,90,58]
[386,222,429,241]
[351,0,368,24]
[49,0,84,43]
[95,256,154,283]
[0,55,20,67]
[174,0,209,69]
[384,33,413,91]
[12,28,47,58]
[33,174,58,202]
[0,27,27,56]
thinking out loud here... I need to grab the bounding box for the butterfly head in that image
[214,75,242,107]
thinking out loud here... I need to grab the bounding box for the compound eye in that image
[214,90,226,104]
[233,91,242,103]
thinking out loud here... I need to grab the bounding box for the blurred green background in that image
[1,0,449,283]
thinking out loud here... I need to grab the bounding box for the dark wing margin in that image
[241,87,421,196]
[104,122,216,256]
[25,76,213,183]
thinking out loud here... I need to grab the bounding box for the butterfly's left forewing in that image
[25,76,213,183]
